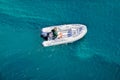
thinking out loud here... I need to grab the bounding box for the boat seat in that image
[67,29,72,37]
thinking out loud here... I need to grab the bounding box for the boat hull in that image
[42,24,87,47]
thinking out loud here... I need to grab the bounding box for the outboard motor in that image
[41,32,48,40]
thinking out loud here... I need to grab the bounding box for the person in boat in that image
[51,27,58,39]
[41,27,62,40]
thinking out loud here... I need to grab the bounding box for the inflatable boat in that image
[41,24,87,47]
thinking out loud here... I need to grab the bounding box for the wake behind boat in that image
[41,24,87,47]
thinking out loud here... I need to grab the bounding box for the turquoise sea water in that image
[0,0,120,80]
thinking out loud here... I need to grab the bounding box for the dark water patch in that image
[0,72,6,80]
[90,55,120,80]
[1,58,36,80]
[0,12,40,32]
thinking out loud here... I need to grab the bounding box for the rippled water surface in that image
[0,0,120,80]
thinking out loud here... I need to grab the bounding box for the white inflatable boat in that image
[41,24,87,47]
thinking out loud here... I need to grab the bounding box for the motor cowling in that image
[41,32,48,40]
